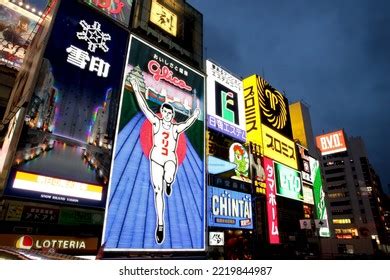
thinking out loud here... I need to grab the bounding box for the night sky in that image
[188,0,390,194]
[25,0,390,193]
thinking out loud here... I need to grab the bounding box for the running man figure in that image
[130,78,200,244]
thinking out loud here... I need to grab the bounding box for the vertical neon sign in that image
[264,157,280,244]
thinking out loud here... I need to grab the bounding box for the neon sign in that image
[148,60,192,91]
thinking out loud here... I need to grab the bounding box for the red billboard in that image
[316,130,347,156]
[264,157,280,244]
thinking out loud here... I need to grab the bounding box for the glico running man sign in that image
[103,35,205,251]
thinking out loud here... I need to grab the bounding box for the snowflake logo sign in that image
[76,20,111,53]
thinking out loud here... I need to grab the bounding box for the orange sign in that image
[316,130,347,156]
[0,234,98,251]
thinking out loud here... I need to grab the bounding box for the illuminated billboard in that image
[248,141,266,195]
[275,162,303,201]
[103,35,205,250]
[0,0,40,69]
[149,0,177,36]
[297,144,312,184]
[208,186,253,229]
[207,130,251,184]
[4,0,129,208]
[316,130,347,156]
[83,0,133,27]
[262,125,298,170]
[206,60,246,142]
[0,234,98,252]
[303,185,314,205]
[243,75,262,145]
[243,74,296,169]
[264,157,280,244]
[310,157,330,237]
[256,75,293,139]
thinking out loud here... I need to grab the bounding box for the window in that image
[328,192,348,199]
[325,168,345,175]
[335,228,359,239]
[337,244,354,254]
[332,208,353,215]
[330,200,350,207]
[326,175,346,183]
[333,219,352,224]
[328,183,346,191]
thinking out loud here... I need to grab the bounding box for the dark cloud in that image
[189,0,390,193]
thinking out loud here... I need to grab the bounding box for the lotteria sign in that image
[208,186,253,229]
[0,234,98,251]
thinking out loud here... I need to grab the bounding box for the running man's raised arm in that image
[176,108,200,134]
[130,78,156,123]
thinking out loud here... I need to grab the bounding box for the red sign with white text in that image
[264,157,280,244]
[316,130,347,156]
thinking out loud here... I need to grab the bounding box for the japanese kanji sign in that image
[149,0,177,36]
[5,0,128,208]
[206,60,246,142]
[66,20,111,77]
[264,157,280,244]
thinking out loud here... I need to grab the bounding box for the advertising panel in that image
[209,231,224,246]
[4,200,60,223]
[310,157,330,237]
[316,130,347,156]
[243,75,262,145]
[149,0,177,37]
[0,234,98,252]
[103,35,205,250]
[275,162,303,201]
[206,60,245,142]
[1,0,58,128]
[264,157,280,244]
[207,130,251,185]
[208,186,253,229]
[256,75,293,139]
[4,0,128,208]
[248,141,266,195]
[302,185,314,205]
[262,125,298,170]
[83,0,133,27]
[297,144,311,184]
[58,208,104,226]
[0,0,40,69]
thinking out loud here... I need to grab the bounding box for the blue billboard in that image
[4,0,128,208]
[102,36,205,251]
[208,186,253,229]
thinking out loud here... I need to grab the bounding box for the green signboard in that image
[310,157,330,237]
[275,162,303,201]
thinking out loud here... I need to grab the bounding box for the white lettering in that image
[212,195,219,215]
